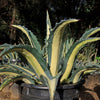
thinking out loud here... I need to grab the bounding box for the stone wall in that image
[0,83,20,100]
[79,74,100,100]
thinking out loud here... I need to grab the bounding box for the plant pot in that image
[2,59,21,64]
[21,81,84,100]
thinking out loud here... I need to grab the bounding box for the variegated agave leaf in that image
[2,52,19,61]
[80,27,100,40]
[12,25,41,54]
[0,43,11,50]
[46,10,52,42]
[0,64,39,90]
[61,37,100,83]
[48,19,79,76]
[0,75,36,90]
[61,38,74,58]
[68,64,100,83]
[5,64,37,78]
[0,44,20,63]
[45,10,52,64]
[0,45,51,79]
[0,76,20,90]
[0,44,59,100]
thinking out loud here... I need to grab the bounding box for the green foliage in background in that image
[0,0,100,45]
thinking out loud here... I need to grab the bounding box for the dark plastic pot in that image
[2,59,21,64]
[21,81,83,100]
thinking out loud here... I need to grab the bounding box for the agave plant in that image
[0,11,100,100]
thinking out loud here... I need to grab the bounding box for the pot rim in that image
[21,79,84,90]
